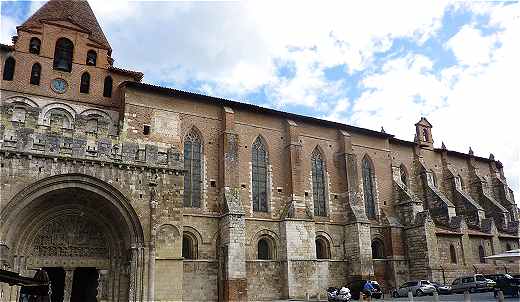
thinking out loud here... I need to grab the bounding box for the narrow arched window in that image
[450,244,457,263]
[53,38,74,72]
[258,238,272,260]
[86,50,97,66]
[29,37,41,54]
[311,148,326,217]
[182,233,198,260]
[316,236,330,259]
[184,129,202,207]
[400,164,408,186]
[479,245,486,263]
[103,76,112,97]
[252,137,268,212]
[423,128,429,141]
[363,156,376,219]
[455,175,463,190]
[372,239,385,259]
[80,72,90,94]
[30,63,41,85]
[3,57,15,81]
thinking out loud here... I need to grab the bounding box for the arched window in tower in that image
[400,164,408,186]
[182,233,198,260]
[316,236,330,259]
[3,57,15,81]
[184,129,202,208]
[422,128,429,142]
[371,239,385,259]
[80,72,90,94]
[252,137,268,212]
[363,156,376,219]
[86,50,97,66]
[478,245,486,263]
[257,237,273,260]
[29,37,41,54]
[30,63,41,85]
[311,148,326,217]
[450,244,457,263]
[103,76,112,97]
[53,38,74,72]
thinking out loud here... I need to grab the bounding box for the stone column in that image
[219,106,248,301]
[148,182,158,302]
[63,268,74,302]
[128,246,138,302]
[97,269,108,302]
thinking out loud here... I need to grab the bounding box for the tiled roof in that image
[19,0,111,51]
[109,66,143,82]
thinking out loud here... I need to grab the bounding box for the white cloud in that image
[348,2,520,199]
[446,25,497,66]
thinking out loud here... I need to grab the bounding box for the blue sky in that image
[1,1,519,200]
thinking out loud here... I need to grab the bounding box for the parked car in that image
[451,274,489,293]
[430,281,452,295]
[484,274,520,297]
[485,278,497,291]
[347,280,383,300]
[392,280,436,297]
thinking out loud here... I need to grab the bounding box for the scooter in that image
[327,286,351,301]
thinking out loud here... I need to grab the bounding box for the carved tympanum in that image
[31,215,108,257]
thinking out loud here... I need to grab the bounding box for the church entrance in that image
[1,174,146,302]
[43,267,99,302]
[71,267,98,302]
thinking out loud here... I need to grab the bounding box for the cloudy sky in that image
[1,0,519,200]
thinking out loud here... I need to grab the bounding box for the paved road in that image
[281,292,514,302]
[375,292,511,301]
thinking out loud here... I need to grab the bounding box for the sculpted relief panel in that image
[31,215,109,258]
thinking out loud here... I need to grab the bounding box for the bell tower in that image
[415,117,433,149]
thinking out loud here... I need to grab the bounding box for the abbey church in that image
[1,0,518,301]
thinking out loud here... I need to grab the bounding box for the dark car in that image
[347,280,383,300]
[484,274,520,297]
[430,281,452,295]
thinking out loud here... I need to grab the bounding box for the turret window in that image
[80,72,90,94]
[29,37,41,55]
[30,63,41,85]
[103,76,112,97]
[53,38,74,72]
[86,50,97,66]
[3,57,15,81]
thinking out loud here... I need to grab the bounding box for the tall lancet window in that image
[252,137,268,212]
[311,148,326,216]
[363,156,376,219]
[184,129,202,207]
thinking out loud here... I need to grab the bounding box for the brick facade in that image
[1,1,519,301]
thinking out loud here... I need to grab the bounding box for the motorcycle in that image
[327,286,351,301]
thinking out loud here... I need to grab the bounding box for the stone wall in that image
[183,261,218,301]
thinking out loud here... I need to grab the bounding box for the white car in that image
[392,280,436,297]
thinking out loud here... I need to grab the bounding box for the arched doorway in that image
[0,174,145,302]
